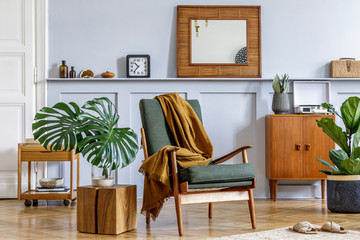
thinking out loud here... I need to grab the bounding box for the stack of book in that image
[36,187,69,192]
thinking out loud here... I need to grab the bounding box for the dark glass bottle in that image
[69,66,76,78]
[59,60,68,78]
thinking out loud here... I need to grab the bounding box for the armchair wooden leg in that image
[146,213,150,225]
[208,202,213,219]
[174,195,183,236]
[248,189,256,229]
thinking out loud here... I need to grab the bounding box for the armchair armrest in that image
[212,145,253,165]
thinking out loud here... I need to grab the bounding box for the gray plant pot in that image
[327,175,360,213]
[272,93,290,114]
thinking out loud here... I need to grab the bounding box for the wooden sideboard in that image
[265,114,334,201]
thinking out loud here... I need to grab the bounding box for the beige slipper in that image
[289,221,318,234]
[321,221,347,234]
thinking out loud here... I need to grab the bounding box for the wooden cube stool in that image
[77,184,137,235]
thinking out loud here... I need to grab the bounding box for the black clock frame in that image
[126,54,150,78]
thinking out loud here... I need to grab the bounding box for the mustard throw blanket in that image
[139,93,213,221]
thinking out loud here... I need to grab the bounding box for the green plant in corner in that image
[32,97,139,179]
[272,73,290,93]
[316,96,360,175]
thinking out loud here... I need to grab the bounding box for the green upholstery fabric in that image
[139,99,202,156]
[178,163,255,184]
[139,97,255,190]
[189,181,253,189]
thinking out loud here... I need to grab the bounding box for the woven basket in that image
[39,178,64,188]
[331,58,360,78]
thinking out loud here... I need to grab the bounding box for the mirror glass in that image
[191,19,247,64]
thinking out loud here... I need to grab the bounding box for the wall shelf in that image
[47,78,360,82]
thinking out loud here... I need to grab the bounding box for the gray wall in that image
[48,0,360,79]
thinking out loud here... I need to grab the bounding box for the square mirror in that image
[177,6,261,78]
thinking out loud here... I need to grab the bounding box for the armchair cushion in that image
[178,163,255,185]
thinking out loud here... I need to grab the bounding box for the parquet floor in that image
[0,198,359,239]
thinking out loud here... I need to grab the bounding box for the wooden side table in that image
[77,184,137,235]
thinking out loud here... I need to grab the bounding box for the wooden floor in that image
[1,198,360,239]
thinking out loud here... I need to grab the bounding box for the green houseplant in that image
[317,96,360,212]
[272,73,290,114]
[32,97,139,186]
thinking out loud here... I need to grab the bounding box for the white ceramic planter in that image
[92,177,115,187]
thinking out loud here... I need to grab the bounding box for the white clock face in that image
[129,57,149,76]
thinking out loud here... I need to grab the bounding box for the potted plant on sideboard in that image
[272,73,290,114]
[32,97,139,187]
[316,96,360,212]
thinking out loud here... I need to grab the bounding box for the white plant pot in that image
[92,177,115,187]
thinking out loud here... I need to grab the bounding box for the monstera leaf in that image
[32,102,86,152]
[77,98,139,171]
[32,97,139,178]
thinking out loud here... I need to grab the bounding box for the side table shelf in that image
[18,143,80,206]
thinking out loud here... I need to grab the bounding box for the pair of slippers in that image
[289,221,347,234]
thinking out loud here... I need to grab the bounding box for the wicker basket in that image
[331,58,360,78]
[39,178,64,188]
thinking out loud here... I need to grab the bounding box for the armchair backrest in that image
[139,99,202,156]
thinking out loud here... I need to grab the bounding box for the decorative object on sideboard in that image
[293,81,330,114]
[32,97,139,187]
[69,66,76,78]
[271,74,290,114]
[101,71,115,78]
[316,96,360,213]
[235,47,247,64]
[177,5,261,78]
[79,69,94,78]
[126,55,150,78]
[59,60,68,78]
[330,58,360,78]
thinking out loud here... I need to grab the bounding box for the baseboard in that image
[0,171,17,198]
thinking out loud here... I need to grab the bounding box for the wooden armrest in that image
[212,145,253,165]
[167,146,180,153]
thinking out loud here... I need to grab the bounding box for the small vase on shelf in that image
[272,93,290,114]
[69,66,76,78]
[59,60,68,78]
[271,73,290,114]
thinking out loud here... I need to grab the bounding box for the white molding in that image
[35,0,47,111]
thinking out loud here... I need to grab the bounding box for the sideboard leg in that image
[321,179,326,199]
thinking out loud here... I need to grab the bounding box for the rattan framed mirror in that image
[177,5,261,78]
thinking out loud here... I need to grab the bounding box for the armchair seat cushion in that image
[178,163,255,185]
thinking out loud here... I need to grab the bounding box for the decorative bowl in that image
[79,69,94,78]
[39,178,64,188]
[101,71,115,78]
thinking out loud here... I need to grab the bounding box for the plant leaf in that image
[316,118,350,155]
[351,147,360,159]
[319,169,333,175]
[340,96,360,134]
[329,149,347,172]
[316,158,338,171]
[341,158,360,175]
[272,74,281,93]
[32,102,84,151]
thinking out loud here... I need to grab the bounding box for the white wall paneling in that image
[49,78,360,199]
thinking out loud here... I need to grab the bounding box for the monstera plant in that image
[316,96,360,175]
[32,97,139,182]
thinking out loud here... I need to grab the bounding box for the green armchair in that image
[139,99,256,236]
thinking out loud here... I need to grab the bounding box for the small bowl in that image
[80,69,94,78]
[101,71,115,78]
[39,178,64,188]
